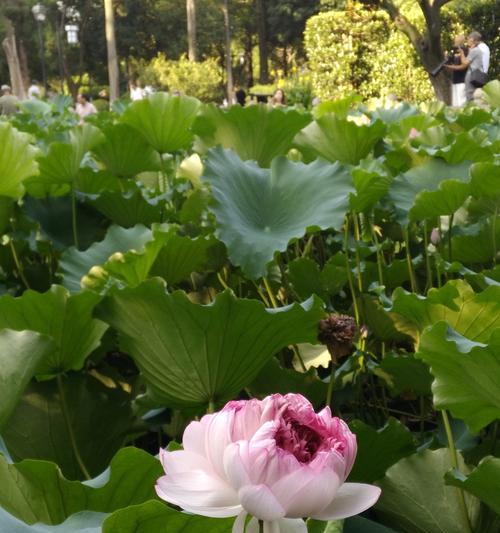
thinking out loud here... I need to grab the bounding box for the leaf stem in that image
[207,399,216,414]
[492,206,498,266]
[343,217,360,324]
[9,240,31,290]
[352,213,364,292]
[71,187,80,250]
[57,374,91,480]
[263,277,278,309]
[326,353,336,408]
[441,410,472,533]
[403,226,418,293]
[423,221,433,292]
[448,213,454,263]
[371,214,384,287]
[258,519,264,533]
[291,344,307,373]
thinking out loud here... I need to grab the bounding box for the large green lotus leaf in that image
[248,357,328,407]
[376,353,432,396]
[59,225,155,293]
[84,188,163,228]
[92,123,162,177]
[22,194,106,251]
[203,148,354,279]
[288,257,348,301]
[0,123,39,198]
[350,164,392,213]
[33,124,104,184]
[389,279,500,345]
[375,449,479,533]
[348,418,416,483]
[448,219,500,265]
[445,456,500,514]
[0,330,54,431]
[0,509,105,533]
[416,322,500,433]
[150,234,225,284]
[0,447,161,526]
[427,132,495,164]
[103,501,234,533]
[0,285,107,374]
[294,115,386,164]
[121,93,201,154]
[389,158,471,223]
[96,279,324,406]
[470,162,500,198]
[482,79,500,108]
[192,103,311,167]
[3,373,134,479]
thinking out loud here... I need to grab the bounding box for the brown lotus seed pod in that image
[318,314,358,360]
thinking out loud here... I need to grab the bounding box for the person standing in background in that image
[449,34,468,107]
[27,81,41,99]
[445,32,484,102]
[476,32,490,73]
[75,93,97,123]
[0,85,19,115]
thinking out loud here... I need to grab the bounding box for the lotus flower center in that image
[275,419,322,463]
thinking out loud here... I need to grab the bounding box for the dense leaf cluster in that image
[0,85,499,531]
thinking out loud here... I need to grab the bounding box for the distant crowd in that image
[0,31,494,117]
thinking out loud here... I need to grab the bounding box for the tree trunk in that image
[245,33,254,87]
[1,17,26,99]
[186,0,197,61]
[222,0,234,103]
[19,40,30,92]
[104,0,120,103]
[381,0,452,104]
[256,0,269,83]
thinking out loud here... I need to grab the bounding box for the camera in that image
[430,46,464,77]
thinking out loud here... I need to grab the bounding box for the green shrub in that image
[304,3,434,102]
[150,54,223,102]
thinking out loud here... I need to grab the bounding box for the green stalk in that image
[352,213,363,292]
[259,519,264,533]
[71,188,80,250]
[403,226,418,293]
[207,399,216,414]
[9,240,31,290]
[326,353,336,408]
[492,206,498,266]
[371,214,385,287]
[57,374,91,480]
[291,344,307,373]
[448,213,454,263]
[263,276,278,309]
[423,221,433,292]
[343,217,360,324]
[441,410,473,533]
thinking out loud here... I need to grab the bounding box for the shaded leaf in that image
[0,330,54,431]
[416,322,500,433]
[3,373,134,479]
[445,456,500,514]
[375,449,479,533]
[348,418,416,483]
[103,501,234,533]
[0,447,162,525]
[0,285,107,374]
[96,279,324,406]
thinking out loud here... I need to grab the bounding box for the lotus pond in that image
[0,84,500,532]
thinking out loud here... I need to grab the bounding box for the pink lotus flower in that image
[156,394,381,532]
[409,127,420,139]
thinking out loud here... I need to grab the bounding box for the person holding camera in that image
[445,32,485,102]
[443,34,469,107]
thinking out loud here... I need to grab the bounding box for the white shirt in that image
[28,85,41,99]
[477,42,490,73]
[130,86,145,101]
